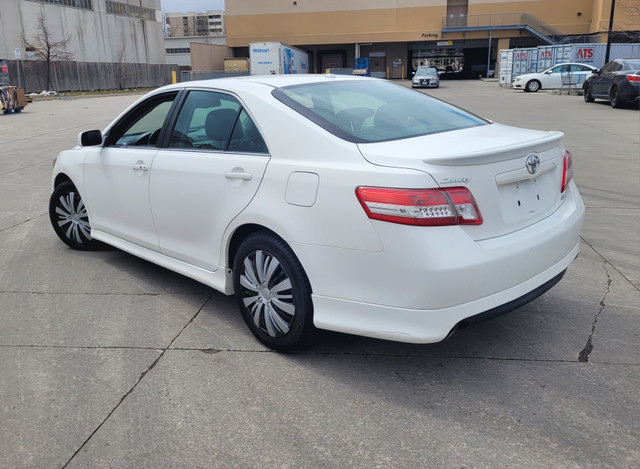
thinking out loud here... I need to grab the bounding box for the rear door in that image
[150,89,270,271]
[592,61,621,97]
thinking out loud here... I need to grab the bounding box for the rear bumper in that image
[619,81,640,102]
[293,181,584,343]
[311,242,578,343]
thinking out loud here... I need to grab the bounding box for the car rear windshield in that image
[623,59,640,69]
[272,80,487,143]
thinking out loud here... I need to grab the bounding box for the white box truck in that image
[249,42,309,75]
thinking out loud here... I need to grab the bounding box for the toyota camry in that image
[49,75,584,350]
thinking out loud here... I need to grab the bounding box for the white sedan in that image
[512,63,598,92]
[50,75,584,350]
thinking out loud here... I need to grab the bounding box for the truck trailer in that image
[249,42,309,75]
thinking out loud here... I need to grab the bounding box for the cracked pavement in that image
[1,82,638,468]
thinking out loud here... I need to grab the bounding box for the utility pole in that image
[605,0,616,63]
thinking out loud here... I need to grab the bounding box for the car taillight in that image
[627,74,640,82]
[561,150,573,193]
[355,186,483,226]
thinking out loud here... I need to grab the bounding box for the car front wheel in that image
[525,80,541,92]
[49,181,102,250]
[233,231,314,351]
[584,84,595,102]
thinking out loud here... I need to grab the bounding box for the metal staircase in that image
[442,13,570,45]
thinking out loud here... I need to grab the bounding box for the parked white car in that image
[512,63,598,92]
[50,75,584,350]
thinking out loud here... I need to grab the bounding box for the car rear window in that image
[623,59,640,70]
[272,80,487,143]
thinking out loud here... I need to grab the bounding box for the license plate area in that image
[497,172,557,224]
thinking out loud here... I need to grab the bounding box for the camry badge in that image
[526,154,540,175]
[440,177,471,184]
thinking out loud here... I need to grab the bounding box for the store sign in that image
[437,41,453,46]
[576,48,594,59]
[421,33,439,38]
[413,48,462,58]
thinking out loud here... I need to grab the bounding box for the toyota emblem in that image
[526,154,540,175]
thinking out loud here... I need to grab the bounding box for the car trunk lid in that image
[357,123,567,240]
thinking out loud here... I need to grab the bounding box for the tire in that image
[233,231,314,351]
[49,181,102,250]
[584,84,595,102]
[526,80,541,92]
[610,87,621,108]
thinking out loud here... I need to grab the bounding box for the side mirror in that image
[592,69,599,74]
[78,130,102,146]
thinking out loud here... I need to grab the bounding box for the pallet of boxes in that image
[0,59,28,115]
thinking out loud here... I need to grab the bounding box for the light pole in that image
[605,0,616,63]
[14,47,22,89]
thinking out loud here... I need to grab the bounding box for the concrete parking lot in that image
[1,80,638,469]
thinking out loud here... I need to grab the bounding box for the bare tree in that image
[162,10,177,37]
[113,39,128,90]
[194,12,209,36]
[23,12,73,90]
[613,0,640,42]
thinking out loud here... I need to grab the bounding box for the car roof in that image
[156,74,369,95]
[548,62,597,67]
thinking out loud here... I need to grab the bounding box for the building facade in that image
[166,10,226,37]
[0,0,165,64]
[164,35,228,68]
[225,0,639,77]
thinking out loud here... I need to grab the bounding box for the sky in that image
[161,0,225,13]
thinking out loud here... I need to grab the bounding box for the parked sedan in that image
[512,63,597,92]
[50,75,584,350]
[412,66,440,88]
[583,58,640,108]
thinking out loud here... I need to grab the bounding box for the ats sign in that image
[576,48,594,59]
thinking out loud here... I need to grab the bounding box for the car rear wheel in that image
[49,181,102,250]
[525,80,541,92]
[233,231,314,351]
[610,87,621,108]
[583,84,595,102]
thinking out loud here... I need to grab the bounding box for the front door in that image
[150,90,270,271]
[541,64,566,89]
[83,92,178,250]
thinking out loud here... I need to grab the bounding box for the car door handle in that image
[224,170,252,181]
[133,163,149,171]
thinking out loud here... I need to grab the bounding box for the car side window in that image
[227,109,269,154]
[169,90,240,150]
[549,65,563,73]
[600,62,619,74]
[109,93,177,147]
[571,65,588,72]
